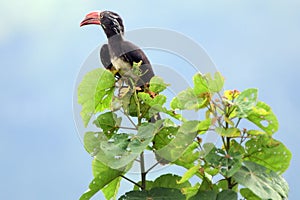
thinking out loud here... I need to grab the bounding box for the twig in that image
[145,161,160,174]
[120,175,143,189]
[140,152,146,190]
[121,108,138,129]
[235,118,241,128]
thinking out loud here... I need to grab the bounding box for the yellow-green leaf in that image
[247,101,278,135]
[215,127,241,137]
[177,165,200,184]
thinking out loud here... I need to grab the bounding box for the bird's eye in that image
[100,14,104,19]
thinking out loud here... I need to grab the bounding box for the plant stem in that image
[145,161,160,174]
[121,108,138,129]
[140,151,146,190]
[235,118,241,128]
[120,175,143,189]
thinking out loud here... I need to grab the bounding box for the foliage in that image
[78,65,291,200]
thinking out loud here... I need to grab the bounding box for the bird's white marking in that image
[111,57,131,72]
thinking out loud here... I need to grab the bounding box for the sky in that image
[0,0,299,199]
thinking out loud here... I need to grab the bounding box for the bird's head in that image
[80,11,124,38]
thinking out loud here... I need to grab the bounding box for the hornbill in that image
[80,11,160,122]
[80,10,155,88]
[80,11,167,164]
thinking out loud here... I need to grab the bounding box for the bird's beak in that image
[80,12,101,27]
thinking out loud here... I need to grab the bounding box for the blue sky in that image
[0,0,299,199]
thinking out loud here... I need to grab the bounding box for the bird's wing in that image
[100,44,122,79]
[120,41,155,86]
[100,44,112,70]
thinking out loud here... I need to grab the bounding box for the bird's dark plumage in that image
[100,44,112,70]
[81,11,155,88]
[80,10,163,162]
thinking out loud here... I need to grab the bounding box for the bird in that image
[80,11,161,122]
[80,11,155,88]
[80,11,168,165]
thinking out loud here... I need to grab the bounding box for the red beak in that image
[80,12,101,27]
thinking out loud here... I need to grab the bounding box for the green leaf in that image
[216,190,237,200]
[234,88,258,118]
[247,101,279,135]
[132,61,143,77]
[78,68,115,127]
[233,161,289,199]
[177,165,200,184]
[153,174,191,189]
[128,92,165,120]
[80,159,123,200]
[197,118,212,134]
[149,76,170,93]
[205,167,219,176]
[247,130,266,136]
[203,145,224,166]
[190,190,217,200]
[162,107,184,121]
[83,131,106,155]
[215,127,240,137]
[85,121,163,169]
[119,187,185,200]
[204,144,242,177]
[155,120,200,162]
[217,180,228,191]
[153,126,180,150]
[240,188,261,200]
[173,142,200,169]
[182,183,201,200]
[102,177,122,200]
[245,135,292,174]
[193,73,209,95]
[205,71,224,93]
[93,112,122,136]
[133,181,154,191]
[171,88,208,110]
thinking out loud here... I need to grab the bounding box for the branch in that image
[120,175,143,189]
[120,108,138,129]
[145,161,161,174]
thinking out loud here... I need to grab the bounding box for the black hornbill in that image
[80,11,168,165]
[80,11,161,124]
[80,10,155,88]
